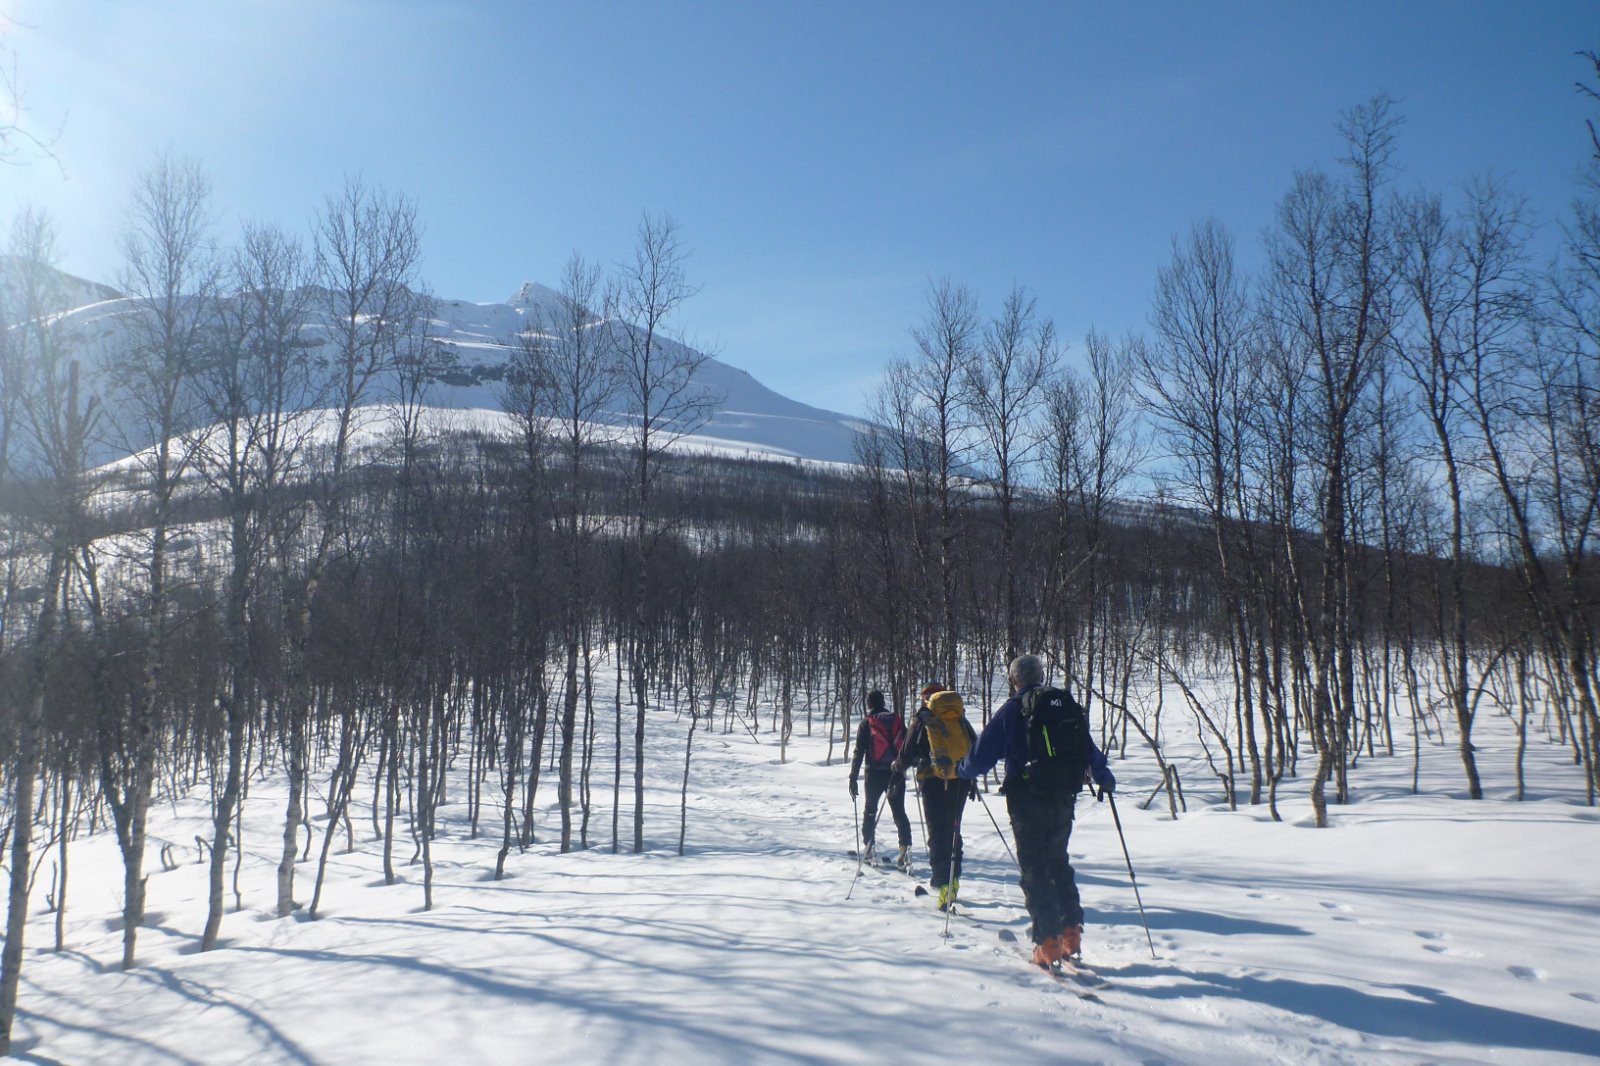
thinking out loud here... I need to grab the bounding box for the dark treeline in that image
[2,80,1599,1054]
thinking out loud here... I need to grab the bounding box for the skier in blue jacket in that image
[958,653,1115,968]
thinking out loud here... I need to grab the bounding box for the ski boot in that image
[1031,937,1061,969]
[861,843,877,867]
[1059,925,1083,962]
[936,878,959,911]
[895,845,912,872]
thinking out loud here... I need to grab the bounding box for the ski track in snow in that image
[7,702,1600,1065]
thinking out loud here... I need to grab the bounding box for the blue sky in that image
[5,1,1595,416]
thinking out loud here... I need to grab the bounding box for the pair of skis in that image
[996,927,1108,1000]
[845,850,1109,1000]
[846,848,913,875]
[927,880,1110,999]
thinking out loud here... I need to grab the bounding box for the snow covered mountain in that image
[8,265,871,466]
[0,255,122,318]
[430,282,871,463]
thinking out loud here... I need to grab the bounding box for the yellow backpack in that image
[923,690,973,780]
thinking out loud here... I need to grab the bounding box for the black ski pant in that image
[919,777,968,888]
[862,767,911,849]
[1006,785,1081,944]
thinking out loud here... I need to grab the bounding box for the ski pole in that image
[848,789,862,887]
[1107,793,1158,959]
[974,786,1018,868]
[846,787,888,901]
[911,770,928,852]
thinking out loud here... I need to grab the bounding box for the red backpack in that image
[865,711,906,768]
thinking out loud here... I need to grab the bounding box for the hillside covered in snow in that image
[9,263,871,467]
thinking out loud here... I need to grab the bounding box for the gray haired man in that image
[958,654,1115,968]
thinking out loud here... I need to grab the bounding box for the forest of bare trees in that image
[1,79,1598,1053]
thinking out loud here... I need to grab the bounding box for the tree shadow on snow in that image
[327,909,876,973]
[217,905,1059,1062]
[226,940,928,1064]
[1141,863,1600,922]
[1085,904,1312,939]
[13,999,205,1066]
[128,966,318,1065]
[1115,965,1600,1056]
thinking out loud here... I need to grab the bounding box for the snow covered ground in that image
[7,693,1599,1064]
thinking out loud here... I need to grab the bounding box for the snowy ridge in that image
[432,282,869,463]
[28,267,868,467]
[94,403,860,483]
[0,255,122,317]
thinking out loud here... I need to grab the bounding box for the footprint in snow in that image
[1319,901,1353,911]
[1424,941,1483,960]
[1507,966,1543,983]
[1414,930,1444,940]
[1572,992,1599,1004]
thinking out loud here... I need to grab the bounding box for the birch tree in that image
[615,213,716,852]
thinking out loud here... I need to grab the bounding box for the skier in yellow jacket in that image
[892,683,978,910]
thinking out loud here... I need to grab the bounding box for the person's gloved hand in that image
[1092,765,1116,796]
[889,759,903,776]
[849,778,859,800]
[968,780,980,802]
